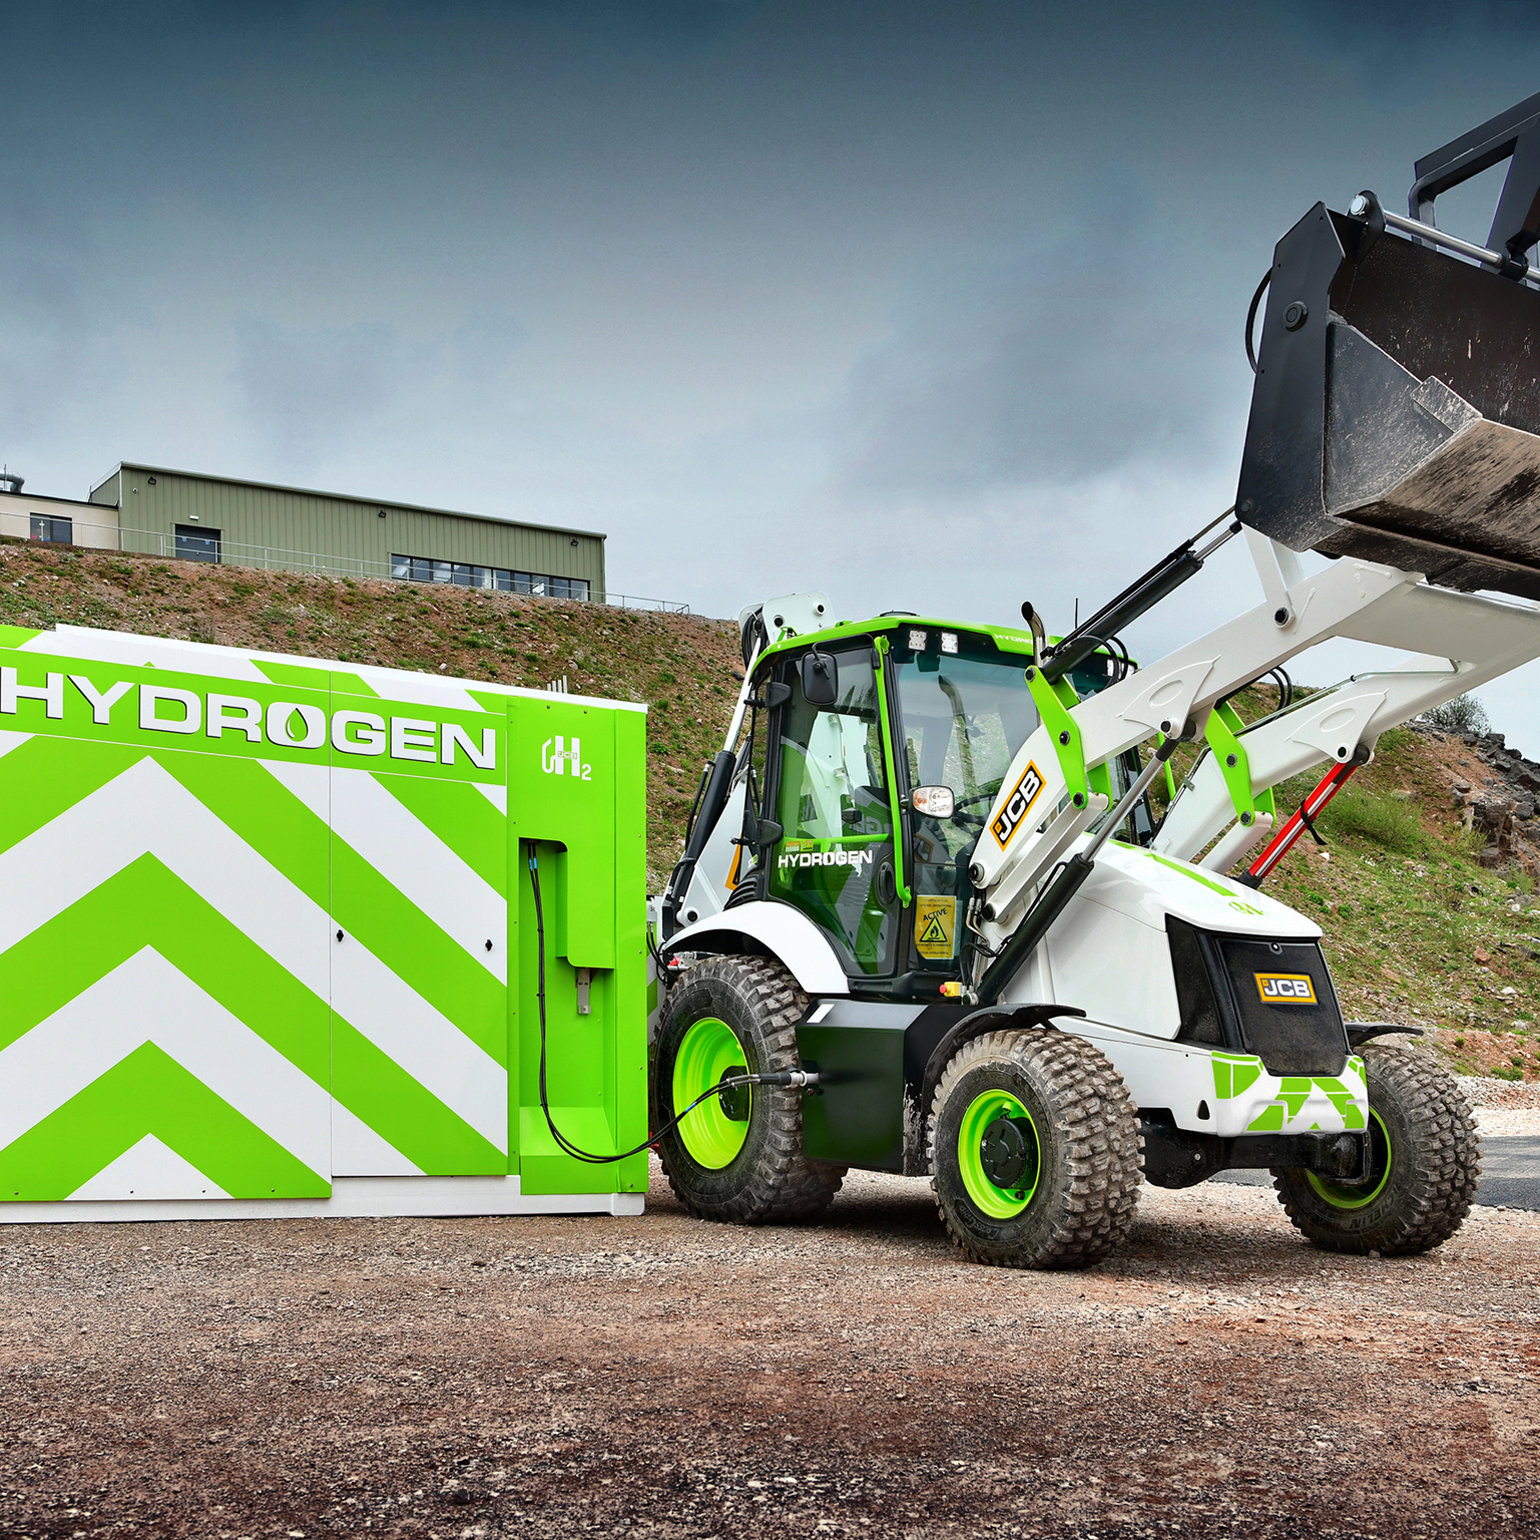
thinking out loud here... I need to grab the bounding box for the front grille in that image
[1167,920,1349,1076]
[1216,936,1348,1077]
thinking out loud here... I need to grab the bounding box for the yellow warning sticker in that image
[915,895,958,960]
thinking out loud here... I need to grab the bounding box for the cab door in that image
[764,646,903,980]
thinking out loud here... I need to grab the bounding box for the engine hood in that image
[1079,841,1323,940]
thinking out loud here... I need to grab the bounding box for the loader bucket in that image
[1236,96,1540,600]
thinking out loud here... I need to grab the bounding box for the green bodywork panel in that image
[758,615,1039,669]
[1203,700,1276,826]
[871,636,912,905]
[1024,664,1113,810]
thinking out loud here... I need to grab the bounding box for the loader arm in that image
[968,543,1414,944]
[1153,579,1540,865]
[971,97,1540,977]
[971,542,1540,953]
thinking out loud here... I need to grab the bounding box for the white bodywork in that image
[999,840,1362,1135]
[675,780,746,928]
[665,899,850,997]
[973,544,1540,960]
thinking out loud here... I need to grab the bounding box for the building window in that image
[386,554,589,602]
[29,514,73,544]
[176,524,221,563]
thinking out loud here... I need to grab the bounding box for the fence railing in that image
[6,517,690,613]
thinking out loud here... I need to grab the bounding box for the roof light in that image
[907,628,928,651]
[940,631,959,654]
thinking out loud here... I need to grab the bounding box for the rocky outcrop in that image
[1448,729,1540,869]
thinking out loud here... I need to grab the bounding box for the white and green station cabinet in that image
[0,623,649,1221]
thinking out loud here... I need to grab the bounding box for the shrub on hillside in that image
[1317,788,1428,857]
[1420,693,1490,735]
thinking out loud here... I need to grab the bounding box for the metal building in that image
[86,462,607,600]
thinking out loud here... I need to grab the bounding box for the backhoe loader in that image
[649,95,1540,1268]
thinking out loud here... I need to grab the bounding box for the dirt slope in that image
[2,537,1538,1079]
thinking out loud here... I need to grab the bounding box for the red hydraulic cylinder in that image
[1241,758,1363,886]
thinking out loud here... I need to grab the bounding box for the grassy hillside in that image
[2,536,1536,1083]
[0,536,738,889]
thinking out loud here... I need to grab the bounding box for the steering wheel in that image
[953,782,1004,811]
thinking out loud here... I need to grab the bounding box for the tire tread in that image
[928,1029,1143,1269]
[660,955,844,1225]
[1272,1039,1481,1255]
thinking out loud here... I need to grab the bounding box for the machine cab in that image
[728,617,1139,998]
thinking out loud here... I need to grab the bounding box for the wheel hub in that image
[717,1069,750,1122]
[979,1116,1032,1190]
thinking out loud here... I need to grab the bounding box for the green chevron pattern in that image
[0,626,649,1214]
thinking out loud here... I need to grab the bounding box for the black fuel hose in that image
[527,852,814,1165]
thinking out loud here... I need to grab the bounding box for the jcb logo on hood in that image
[991,761,1045,849]
[1255,972,1317,1005]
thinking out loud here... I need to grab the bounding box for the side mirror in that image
[912,786,955,818]
[800,649,839,706]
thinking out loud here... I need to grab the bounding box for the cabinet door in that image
[325,689,509,1176]
[0,652,333,1202]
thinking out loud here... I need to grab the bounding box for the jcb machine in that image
[649,95,1540,1268]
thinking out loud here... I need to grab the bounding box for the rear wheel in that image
[1272,1039,1481,1255]
[929,1029,1142,1269]
[653,955,844,1224]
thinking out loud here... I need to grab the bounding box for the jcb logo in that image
[1255,972,1317,1005]
[541,735,592,780]
[991,761,1045,849]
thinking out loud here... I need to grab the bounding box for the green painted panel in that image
[0,855,328,1082]
[0,1044,329,1201]
[376,771,507,893]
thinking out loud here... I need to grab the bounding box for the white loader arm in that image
[970,540,1540,948]
[1154,574,1540,864]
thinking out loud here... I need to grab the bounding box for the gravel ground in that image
[2,1160,1537,1540]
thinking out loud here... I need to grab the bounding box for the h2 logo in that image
[541,735,592,780]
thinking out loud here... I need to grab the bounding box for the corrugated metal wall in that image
[98,466,606,597]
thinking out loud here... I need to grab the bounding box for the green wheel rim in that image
[957,1088,1041,1219]
[1306,1108,1392,1209]
[672,1016,751,1170]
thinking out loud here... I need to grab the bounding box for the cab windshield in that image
[895,648,1039,822]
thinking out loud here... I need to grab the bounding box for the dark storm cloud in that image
[4,0,1540,754]
[835,210,1235,501]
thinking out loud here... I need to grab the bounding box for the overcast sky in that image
[7,2,1540,746]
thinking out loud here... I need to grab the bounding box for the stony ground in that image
[3,1140,1537,1540]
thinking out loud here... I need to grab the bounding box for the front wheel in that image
[653,955,844,1224]
[1271,1039,1481,1255]
[929,1029,1142,1269]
